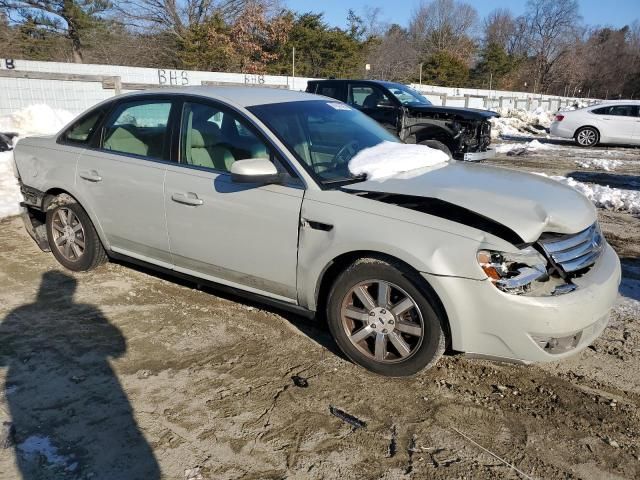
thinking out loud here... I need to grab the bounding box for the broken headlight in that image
[477,247,548,294]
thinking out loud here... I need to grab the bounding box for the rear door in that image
[313,82,346,102]
[75,97,176,266]
[163,99,304,302]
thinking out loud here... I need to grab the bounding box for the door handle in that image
[79,170,102,182]
[171,192,204,206]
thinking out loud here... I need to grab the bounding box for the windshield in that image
[248,100,399,185]
[386,84,432,106]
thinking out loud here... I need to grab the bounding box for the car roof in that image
[115,86,321,107]
[311,79,404,88]
[590,99,640,106]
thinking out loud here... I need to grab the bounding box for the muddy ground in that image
[0,140,639,480]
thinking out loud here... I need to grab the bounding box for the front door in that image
[75,98,175,266]
[163,100,303,302]
[347,83,399,135]
[594,104,638,143]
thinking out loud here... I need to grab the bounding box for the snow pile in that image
[491,107,554,139]
[575,159,622,171]
[0,151,22,218]
[537,173,640,214]
[560,100,590,111]
[0,104,73,135]
[17,435,74,468]
[495,139,556,155]
[0,105,75,219]
[348,141,449,180]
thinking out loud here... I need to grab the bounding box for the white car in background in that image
[550,100,640,147]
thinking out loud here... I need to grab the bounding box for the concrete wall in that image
[0,58,597,115]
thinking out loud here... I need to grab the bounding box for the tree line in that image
[1,0,638,98]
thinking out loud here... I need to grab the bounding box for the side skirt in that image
[108,251,317,320]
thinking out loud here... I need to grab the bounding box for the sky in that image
[286,0,640,30]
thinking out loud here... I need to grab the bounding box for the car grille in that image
[538,223,604,274]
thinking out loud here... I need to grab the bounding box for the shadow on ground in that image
[0,271,160,480]
[566,171,640,191]
[110,257,346,360]
[620,257,640,302]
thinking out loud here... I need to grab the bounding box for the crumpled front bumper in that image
[422,243,621,363]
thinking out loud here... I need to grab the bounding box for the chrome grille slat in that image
[541,226,594,253]
[538,223,604,274]
[552,238,596,263]
[561,250,602,273]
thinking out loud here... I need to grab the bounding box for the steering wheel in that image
[333,140,360,164]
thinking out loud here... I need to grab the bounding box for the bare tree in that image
[112,0,278,43]
[409,0,478,64]
[524,0,581,91]
[367,24,418,81]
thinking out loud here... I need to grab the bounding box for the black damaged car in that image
[306,79,498,161]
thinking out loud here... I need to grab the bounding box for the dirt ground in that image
[0,140,639,480]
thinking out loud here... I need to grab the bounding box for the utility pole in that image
[292,47,295,90]
[419,63,423,85]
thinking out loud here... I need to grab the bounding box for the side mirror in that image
[377,99,395,109]
[230,158,282,184]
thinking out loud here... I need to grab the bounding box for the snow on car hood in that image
[343,161,596,244]
[349,141,449,180]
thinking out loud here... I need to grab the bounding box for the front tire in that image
[575,127,599,147]
[326,257,446,376]
[420,139,453,159]
[46,196,107,271]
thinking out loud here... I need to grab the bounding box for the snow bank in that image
[0,104,73,136]
[0,105,74,219]
[348,141,449,180]
[491,107,554,139]
[495,139,556,154]
[537,173,640,214]
[0,151,22,218]
[575,159,622,171]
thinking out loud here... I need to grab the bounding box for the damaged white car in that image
[14,88,621,376]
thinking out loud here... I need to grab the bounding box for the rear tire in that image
[574,127,599,147]
[46,196,107,272]
[326,257,446,377]
[420,139,453,159]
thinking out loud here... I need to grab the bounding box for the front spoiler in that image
[462,148,496,162]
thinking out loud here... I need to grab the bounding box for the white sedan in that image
[550,100,640,147]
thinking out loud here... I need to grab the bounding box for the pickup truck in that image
[306,79,498,161]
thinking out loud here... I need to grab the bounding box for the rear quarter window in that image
[59,109,105,145]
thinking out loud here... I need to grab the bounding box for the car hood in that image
[343,162,596,244]
[406,105,499,120]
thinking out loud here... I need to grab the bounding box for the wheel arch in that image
[413,125,455,149]
[43,186,111,252]
[573,124,600,139]
[314,250,452,348]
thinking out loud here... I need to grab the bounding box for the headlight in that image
[477,246,548,294]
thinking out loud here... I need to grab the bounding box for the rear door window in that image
[316,84,342,101]
[592,105,638,117]
[101,101,172,160]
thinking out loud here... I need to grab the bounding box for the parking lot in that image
[0,140,639,479]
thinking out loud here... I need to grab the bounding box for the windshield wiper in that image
[322,173,367,187]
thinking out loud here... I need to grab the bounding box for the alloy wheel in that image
[50,207,86,262]
[340,280,425,363]
[577,128,597,146]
